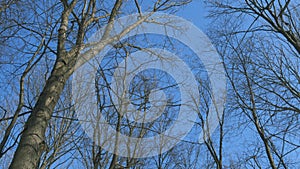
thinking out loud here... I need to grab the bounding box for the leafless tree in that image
[0,0,194,168]
[206,0,300,168]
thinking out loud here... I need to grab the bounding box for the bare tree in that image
[206,0,300,168]
[0,0,194,168]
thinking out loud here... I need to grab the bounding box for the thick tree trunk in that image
[9,1,78,167]
[8,1,142,167]
[9,60,74,169]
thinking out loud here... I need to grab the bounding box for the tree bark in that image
[9,59,75,169]
[9,1,79,168]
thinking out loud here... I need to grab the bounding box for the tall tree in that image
[206,0,300,168]
[0,0,192,168]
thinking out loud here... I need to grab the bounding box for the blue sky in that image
[177,0,208,30]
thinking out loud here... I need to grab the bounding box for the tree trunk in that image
[9,59,74,169]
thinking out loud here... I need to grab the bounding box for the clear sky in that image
[177,0,209,30]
